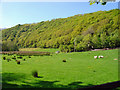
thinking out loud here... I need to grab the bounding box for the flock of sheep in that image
[3,51,104,65]
[2,55,31,64]
[94,55,104,59]
[3,53,67,65]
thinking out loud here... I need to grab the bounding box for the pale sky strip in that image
[1,0,119,2]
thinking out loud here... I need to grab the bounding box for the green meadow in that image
[1,48,118,89]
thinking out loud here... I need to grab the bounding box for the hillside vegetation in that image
[2,9,120,52]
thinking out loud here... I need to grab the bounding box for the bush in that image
[32,71,38,78]
[59,45,74,52]
[59,45,68,52]
[2,41,19,51]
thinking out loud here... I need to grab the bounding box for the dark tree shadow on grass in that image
[2,73,120,90]
[2,73,93,90]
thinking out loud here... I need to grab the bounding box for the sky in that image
[0,1,119,28]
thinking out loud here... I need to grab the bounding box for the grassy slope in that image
[2,49,118,89]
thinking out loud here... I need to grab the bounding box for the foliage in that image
[2,9,120,52]
[89,0,107,5]
[2,41,19,51]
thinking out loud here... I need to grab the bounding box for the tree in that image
[92,35,101,49]
[89,0,115,5]
[100,33,108,48]
[109,33,119,48]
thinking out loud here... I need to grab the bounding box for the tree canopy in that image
[89,0,116,5]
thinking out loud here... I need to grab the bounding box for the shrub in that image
[32,71,38,78]
[59,45,69,52]
[2,41,19,51]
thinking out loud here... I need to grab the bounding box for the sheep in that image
[98,55,104,58]
[16,60,20,64]
[55,51,60,54]
[94,56,98,59]
[98,56,101,58]
[17,56,22,59]
[63,59,66,62]
[3,57,6,60]
[100,56,104,58]
[12,57,16,60]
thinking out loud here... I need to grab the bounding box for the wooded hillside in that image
[2,9,120,52]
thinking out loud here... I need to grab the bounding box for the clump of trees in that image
[2,41,19,51]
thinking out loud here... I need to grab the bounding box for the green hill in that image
[2,9,120,52]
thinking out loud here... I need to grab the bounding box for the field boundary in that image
[0,51,51,56]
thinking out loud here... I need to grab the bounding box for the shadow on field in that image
[2,73,93,89]
[2,73,120,90]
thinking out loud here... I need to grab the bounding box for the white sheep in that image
[98,56,101,58]
[98,55,104,58]
[55,51,60,54]
[100,56,104,58]
[94,56,98,59]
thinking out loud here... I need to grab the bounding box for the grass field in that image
[1,49,119,89]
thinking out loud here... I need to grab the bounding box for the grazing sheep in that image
[94,56,98,59]
[16,60,20,64]
[63,59,66,62]
[55,51,60,54]
[32,71,38,78]
[17,56,22,59]
[3,57,6,60]
[100,56,104,58]
[98,55,104,58]
[98,56,100,58]
[12,57,16,60]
